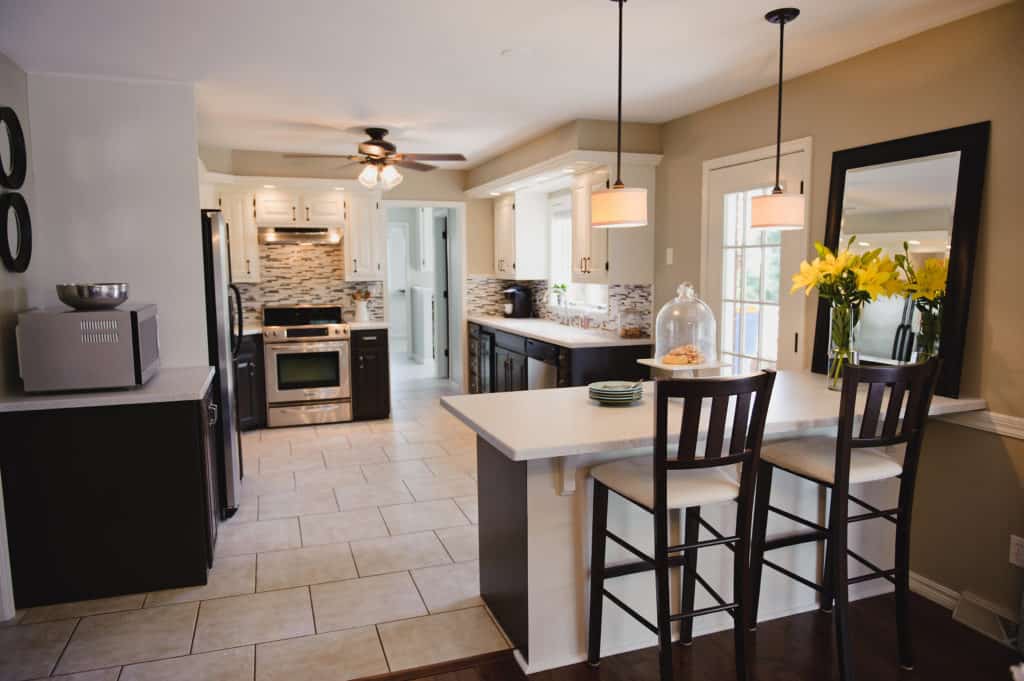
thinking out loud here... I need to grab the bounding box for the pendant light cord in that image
[773,16,785,193]
[614,0,624,189]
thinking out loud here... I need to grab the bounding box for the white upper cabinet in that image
[344,192,385,282]
[413,207,435,272]
[254,189,299,226]
[571,173,609,284]
[218,190,261,283]
[493,192,547,280]
[255,189,345,227]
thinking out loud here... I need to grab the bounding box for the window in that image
[720,187,781,372]
[548,196,607,308]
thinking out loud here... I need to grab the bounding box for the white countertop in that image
[0,366,216,413]
[468,315,651,349]
[441,370,986,461]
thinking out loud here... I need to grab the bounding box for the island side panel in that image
[477,435,530,660]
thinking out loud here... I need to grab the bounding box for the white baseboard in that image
[937,409,1024,440]
[909,571,959,610]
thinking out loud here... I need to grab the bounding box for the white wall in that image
[25,73,207,367]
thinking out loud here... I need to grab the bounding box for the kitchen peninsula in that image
[441,371,986,674]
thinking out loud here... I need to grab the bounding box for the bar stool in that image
[749,358,941,681]
[587,371,776,681]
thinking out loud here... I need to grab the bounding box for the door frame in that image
[699,137,813,369]
[381,200,466,390]
[385,221,411,355]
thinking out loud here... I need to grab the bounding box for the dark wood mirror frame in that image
[811,121,990,397]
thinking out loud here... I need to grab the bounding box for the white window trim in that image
[699,138,813,368]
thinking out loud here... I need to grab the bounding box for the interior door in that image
[387,223,411,354]
[704,151,807,371]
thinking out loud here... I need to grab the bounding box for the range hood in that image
[258,226,342,245]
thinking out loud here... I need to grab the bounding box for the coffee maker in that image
[502,285,533,318]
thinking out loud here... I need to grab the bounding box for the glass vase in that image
[827,302,860,391]
[914,305,941,361]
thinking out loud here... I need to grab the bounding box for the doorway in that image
[384,204,456,389]
[701,139,812,371]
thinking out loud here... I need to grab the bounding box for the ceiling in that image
[0,0,1006,168]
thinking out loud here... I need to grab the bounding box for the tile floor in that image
[0,367,510,681]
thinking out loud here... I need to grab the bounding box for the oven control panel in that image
[263,323,350,343]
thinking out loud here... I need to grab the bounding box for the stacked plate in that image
[589,381,642,406]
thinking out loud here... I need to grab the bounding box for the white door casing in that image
[387,223,411,354]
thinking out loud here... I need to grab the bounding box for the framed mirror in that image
[0,106,28,190]
[811,122,990,397]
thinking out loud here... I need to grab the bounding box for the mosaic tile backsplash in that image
[236,243,384,326]
[464,275,653,337]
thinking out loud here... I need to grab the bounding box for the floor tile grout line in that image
[189,599,201,654]
[374,623,393,672]
[48,615,82,676]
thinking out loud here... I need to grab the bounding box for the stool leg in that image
[895,476,915,670]
[734,490,753,681]
[820,488,835,613]
[587,482,609,667]
[679,505,700,645]
[831,484,854,681]
[655,506,674,681]
[748,462,773,630]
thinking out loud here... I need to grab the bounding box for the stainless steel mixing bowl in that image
[56,283,129,310]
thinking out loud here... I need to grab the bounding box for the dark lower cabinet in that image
[494,346,528,392]
[0,385,218,608]
[352,329,391,421]
[235,334,266,430]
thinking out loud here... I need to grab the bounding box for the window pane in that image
[723,248,740,300]
[743,248,762,302]
[761,305,779,362]
[741,304,760,357]
[764,246,781,303]
[722,302,739,355]
[765,228,782,246]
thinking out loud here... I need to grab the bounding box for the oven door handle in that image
[266,341,349,354]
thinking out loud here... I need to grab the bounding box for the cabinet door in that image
[468,335,480,394]
[200,393,219,564]
[493,347,510,393]
[370,198,387,279]
[345,193,375,281]
[255,189,300,226]
[493,194,515,276]
[303,191,345,226]
[221,191,260,283]
[571,175,609,284]
[479,332,494,394]
[235,352,264,431]
[509,351,528,392]
[352,335,391,420]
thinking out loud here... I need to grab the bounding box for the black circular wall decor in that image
[0,107,28,190]
[0,192,31,273]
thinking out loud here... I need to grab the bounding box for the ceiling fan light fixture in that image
[358,164,379,189]
[380,164,403,190]
[592,0,647,230]
[753,7,804,231]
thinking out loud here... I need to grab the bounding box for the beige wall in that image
[655,2,1023,610]
[201,149,495,275]
[0,53,31,397]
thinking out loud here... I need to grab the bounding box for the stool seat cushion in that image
[761,436,903,485]
[591,455,739,510]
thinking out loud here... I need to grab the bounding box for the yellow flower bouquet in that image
[791,236,902,389]
[895,243,947,360]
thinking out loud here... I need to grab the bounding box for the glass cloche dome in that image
[654,283,718,367]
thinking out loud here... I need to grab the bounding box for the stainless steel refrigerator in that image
[201,209,243,517]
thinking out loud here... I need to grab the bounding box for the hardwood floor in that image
[371,594,1021,681]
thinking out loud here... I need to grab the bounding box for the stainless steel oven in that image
[263,305,352,427]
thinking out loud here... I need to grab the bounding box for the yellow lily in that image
[911,258,948,301]
[790,259,821,295]
[854,259,893,301]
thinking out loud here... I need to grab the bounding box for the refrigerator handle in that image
[229,284,243,356]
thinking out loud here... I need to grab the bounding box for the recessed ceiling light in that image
[535,176,550,183]
[489,192,500,196]
[907,239,921,245]
[334,187,345,191]
[858,241,871,247]
[263,184,276,189]
[561,168,574,174]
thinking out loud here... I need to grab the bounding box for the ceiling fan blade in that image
[334,161,361,170]
[283,153,363,160]
[397,153,466,162]
[395,160,437,172]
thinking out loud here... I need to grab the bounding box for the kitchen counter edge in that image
[467,315,651,349]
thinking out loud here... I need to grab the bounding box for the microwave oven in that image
[16,303,160,392]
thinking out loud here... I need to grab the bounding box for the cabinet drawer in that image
[494,330,526,355]
[526,338,559,363]
[352,329,388,348]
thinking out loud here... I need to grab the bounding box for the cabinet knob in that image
[246,259,251,275]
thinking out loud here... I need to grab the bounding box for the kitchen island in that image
[441,371,986,673]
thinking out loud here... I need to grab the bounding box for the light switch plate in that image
[666,247,674,265]
[1010,534,1024,568]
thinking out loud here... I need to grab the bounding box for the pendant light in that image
[591,0,647,229]
[358,162,404,191]
[358,164,379,189]
[750,7,804,231]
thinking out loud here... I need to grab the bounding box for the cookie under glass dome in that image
[654,283,718,367]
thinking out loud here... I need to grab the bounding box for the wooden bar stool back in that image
[587,371,776,681]
[749,358,942,681]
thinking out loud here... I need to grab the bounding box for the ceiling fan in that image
[284,127,466,190]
